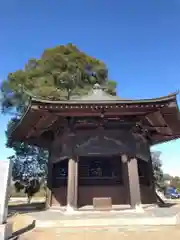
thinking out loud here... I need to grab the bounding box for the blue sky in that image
[0,0,180,176]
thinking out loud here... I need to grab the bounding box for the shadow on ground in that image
[157,203,177,208]
[8,220,36,240]
[8,202,46,216]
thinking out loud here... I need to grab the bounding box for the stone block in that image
[93,197,112,210]
[0,222,12,240]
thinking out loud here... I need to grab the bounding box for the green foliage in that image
[151,151,180,191]
[13,179,41,202]
[1,43,116,112]
[10,184,45,198]
[9,145,48,182]
[168,176,180,190]
[163,173,172,181]
[151,151,164,186]
[25,179,41,202]
[14,181,25,192]
[0,43,117,186]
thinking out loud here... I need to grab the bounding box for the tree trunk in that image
[27,195,32,204]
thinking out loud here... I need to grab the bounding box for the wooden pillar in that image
[128,157,142,208]
[122,155,130,204]
[74,157,79,209]
[67,157,78,211]
[122,155,142,208]
[46,150,53,209]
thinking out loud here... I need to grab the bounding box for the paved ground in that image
[9,204,180,239]
[20,226,180,240]
[26,204,180,221]
[7,203,180,229]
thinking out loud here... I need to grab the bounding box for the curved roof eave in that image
[8,99,32,139]
[30,91,179,105]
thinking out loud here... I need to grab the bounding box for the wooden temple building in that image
[9,84,180,211]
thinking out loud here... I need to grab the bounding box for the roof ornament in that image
[77,83,120,101]
[92,83,104,95]
[93,83,102,89]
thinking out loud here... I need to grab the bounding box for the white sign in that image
[0,160,13,224]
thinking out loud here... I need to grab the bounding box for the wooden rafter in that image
[26,114,58,139]
[145,110,172,135]
[26,114,49,138]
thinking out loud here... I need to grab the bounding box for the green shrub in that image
[10,184,45,198]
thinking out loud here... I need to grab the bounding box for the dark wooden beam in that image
[145,111,172,135]
[36,102,168,111]
[26,114,49,138]
[53,110,154,117]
